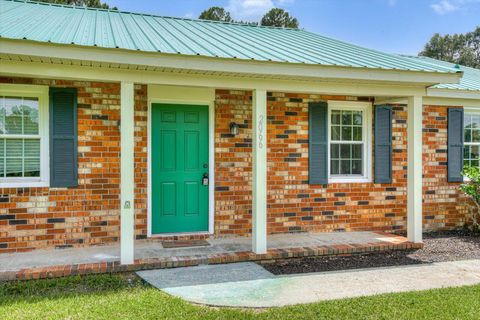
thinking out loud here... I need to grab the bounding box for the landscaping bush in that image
[460,166,480,234]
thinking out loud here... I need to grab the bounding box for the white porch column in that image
[120,81,135,264]
[252,89,267,254]
[407,95,423,243]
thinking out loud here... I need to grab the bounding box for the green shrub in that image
[460,166,480,233]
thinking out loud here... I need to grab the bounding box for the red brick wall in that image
[0,77,148,253]
[0,79,470,253]
[423,105,468,230]
[214,90,469,236]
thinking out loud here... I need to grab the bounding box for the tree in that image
[420,26,480,68]
[199,7,233,22]
[40,0,116,10]
[260,8,299,29]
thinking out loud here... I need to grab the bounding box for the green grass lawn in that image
[0,273,479,320]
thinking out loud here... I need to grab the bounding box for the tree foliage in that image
[40,0,116,10]
[420,26,480,68]
[198,6,299,29]
[260,8,299,28]
[198,6,233,22]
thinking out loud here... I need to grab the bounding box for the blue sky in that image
[108,0,480,55]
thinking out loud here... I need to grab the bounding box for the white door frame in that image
[147,98,215,237]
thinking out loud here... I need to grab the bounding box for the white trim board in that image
[147,91,216,237]
[1,59,432,97]
[0,39,462,85]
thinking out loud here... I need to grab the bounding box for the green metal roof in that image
[0,0,462,75]
[400,55,480,92]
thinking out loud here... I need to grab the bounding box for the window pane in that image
[340,144,351,158]
[342,111,352,125]
[329,107,366,177]
[24,158,40,177]
[340,160,350,174]
[22,98,39,134]
[465,114,472,128]
[4,97,23,134]
[352,160,362,174]
[331,111,341,125]
[0,138,41,178]
[331,159,339,174]
[353,127,362,141]
[465,129,472,143]
[24,139,40,157]
[330,144,339,158]
[472,145,480,159]
[472,129,480,143]
[352,144,362,159]
[472,115,480,128]
[341,126,352,141]
[464,146,470,159]
[353,111,362,125]
[331,125,340,140]
[6,139,22,157]
[6,158,22,177]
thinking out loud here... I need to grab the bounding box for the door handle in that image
[202,173,209,186]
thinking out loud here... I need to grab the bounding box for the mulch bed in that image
[260,230,480,275]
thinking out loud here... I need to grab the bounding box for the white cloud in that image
[227,0,295,21]
[430,0,480,15]
[388,0,397,6]
[183,12,194,19]
[431,0,459,14]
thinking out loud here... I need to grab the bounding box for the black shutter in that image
[49,88,78,187]
[309,102,328,184]
[374,105,393,183]
[448,108,464,182]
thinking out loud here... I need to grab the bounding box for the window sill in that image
[328,177,372,184]
[0,180,49,188]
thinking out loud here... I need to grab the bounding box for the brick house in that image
[0,0,479,266]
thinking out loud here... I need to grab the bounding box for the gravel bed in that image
[260,230,480,275]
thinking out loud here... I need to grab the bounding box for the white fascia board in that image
[0,38,462,85]
[0,59,428,97]
[426,88,480,100]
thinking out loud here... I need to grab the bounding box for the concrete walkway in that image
[138,260,480,308]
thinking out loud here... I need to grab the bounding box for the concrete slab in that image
[0,231,404,273]
[140,259,480,308]
[137,262,274,288]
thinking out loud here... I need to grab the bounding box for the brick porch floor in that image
[0,231,422,281]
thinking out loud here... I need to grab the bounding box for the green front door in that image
[151,103,209,234]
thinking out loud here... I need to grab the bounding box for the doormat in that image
[162,239,210,249]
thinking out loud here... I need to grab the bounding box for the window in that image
[464,110,480,168]
[0,85,49,187]
[328,101,372,183]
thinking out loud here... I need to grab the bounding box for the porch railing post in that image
[252,89,267,254]
[407,95,423,243]
[120,81,135,264]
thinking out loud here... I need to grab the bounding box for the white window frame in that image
[0,84,49,188]
[327,100,372,183]
[463,107,480,170]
